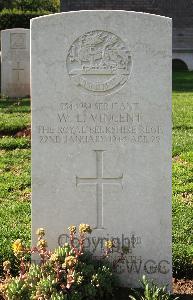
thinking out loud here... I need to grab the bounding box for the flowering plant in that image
[0,224,117,300]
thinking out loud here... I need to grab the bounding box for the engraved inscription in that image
[11,51,30,61]
[12,62,24,81]
[10,33,26,49]
[76,150,123,229]
[37,100,163,145]
[67,30,131,94]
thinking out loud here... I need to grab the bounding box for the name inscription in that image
[37,100,163,145]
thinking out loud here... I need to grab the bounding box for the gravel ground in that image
[173,278,193,297]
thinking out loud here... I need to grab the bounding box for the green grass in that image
[0,147,31,273]
[0,149,31,201]
[172,91,193,157]
[172,72,193,278]
[0,72,192,279]
[0,98,30,135]
[0,98,31,274]
[172,194,193,278]
[0,136,30,150]
[0,200,31,275]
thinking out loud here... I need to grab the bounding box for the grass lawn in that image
[172,72,193,278]
[0,98,31,273]
[0,73,192,277]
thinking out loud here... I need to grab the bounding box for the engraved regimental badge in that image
[66,30,132,94]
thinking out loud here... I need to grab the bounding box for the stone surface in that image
[31,11,172,288]
[1,28,30,98]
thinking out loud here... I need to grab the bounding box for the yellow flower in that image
[36,228,45,236]
[3,260,11,272]
[12,239,23,254]
[79,224,92,234]
[104,240,114,249]
[0,282,8,293]
[76,275,84,285]
[91,274,99,287]
[63,256,77,268]
[68,225,76,234]
[37,239,47,249]
[50,253,59,262]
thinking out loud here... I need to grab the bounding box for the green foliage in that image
[1,228,117,300]
[6,277,30,300]
[71,254,117,300]
[0,0,13,10]
[172,71,193,92]
[129,276,178,300]
[0,0,59,12]
[13,0,60,12]
[0,9,51,31]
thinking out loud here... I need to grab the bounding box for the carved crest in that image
[66,30,132,94]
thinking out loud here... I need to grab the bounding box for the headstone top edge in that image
[30,10,172,25]
[1,28,29,32]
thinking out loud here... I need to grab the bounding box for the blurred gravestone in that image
[1,28,30,98]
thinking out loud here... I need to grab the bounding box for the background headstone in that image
[1,28,30,98]
[31,11,172,288]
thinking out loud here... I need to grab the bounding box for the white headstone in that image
[1,28,30,98]
[31,11,172,289]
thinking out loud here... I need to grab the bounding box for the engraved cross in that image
[12,62,24,81]
[76,150,123,229]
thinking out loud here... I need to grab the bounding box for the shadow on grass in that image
[173,125,193,130]
[0,98,30,112]
[173,71,193,92]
